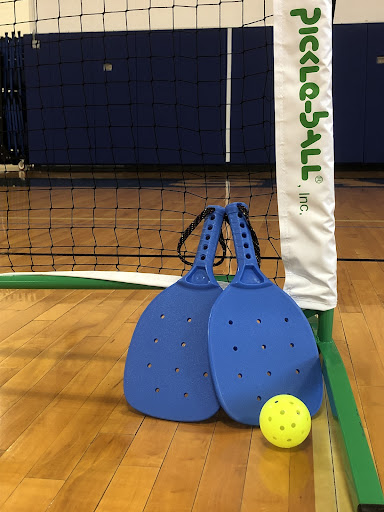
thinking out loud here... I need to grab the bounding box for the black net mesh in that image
[0,1,283,284]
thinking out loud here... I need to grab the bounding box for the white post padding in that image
[273,0,337,311]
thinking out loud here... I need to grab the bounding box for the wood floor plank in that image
[340,312,384,387]
[337,264,361,313]
[288,433,316,511]
[144,421,216,512]
[0,320,51,367]
[1,478,64,512]
[47,433,133,512]
[27,353,127,480]
[0,290,113,417]
[96,466,159,512]
[241,429,289,512]
[96,289,152,337]
[121,417,178,468]
[359,386,384,485]
[0,335,108,449]
[192,415,252,512]
[311,397,337,512]
[350,279,384,366]
[128,292,159,324]
[100,396,145,436]
[2,289,54,312]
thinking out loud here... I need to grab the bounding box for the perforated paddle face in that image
[208,202,323,426]
[209,286,323,425]
[124,205,224,422]
[124,283,221,421]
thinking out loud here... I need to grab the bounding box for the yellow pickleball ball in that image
[259,394,311,448]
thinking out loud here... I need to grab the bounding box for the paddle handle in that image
[226,202,269,288]
[183,205,225,287]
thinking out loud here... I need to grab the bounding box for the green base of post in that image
[307,309,384,511]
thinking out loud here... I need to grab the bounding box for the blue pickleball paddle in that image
[124,206,225,422]
[208,202,323,426]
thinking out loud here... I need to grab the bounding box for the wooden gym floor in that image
[0,173,383,511]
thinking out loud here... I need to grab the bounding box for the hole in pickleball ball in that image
[175,368,180,373]
[296,369,300,374]
[147,363,152,368]
[291,423,296,428]
[233,346,238,351]
[181,342,186,347]
[257,396,261,401]
[267,371,271,376]
[184,393,189,398]
[201,255,206,260]
[154,338,158,343]
[284,317,289,322]
[261,344,266,349]
[280,410,285,415]
[238,373,242,379]
[280,426,285,431]
[229,320,233,325]
[203,372,208,377]
[155,388,160,393]
[160,314,165,319]
[187,318,192,322]
[257,319,261,324]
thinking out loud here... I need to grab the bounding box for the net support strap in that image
[274,0,337,310]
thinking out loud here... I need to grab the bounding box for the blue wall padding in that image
[332,24,367,163]
[230,27,274,164]
[24,30,227,165]
[365,24,384,163]
[22,25,384,166]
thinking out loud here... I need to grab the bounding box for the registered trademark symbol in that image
[315,175,323,184]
